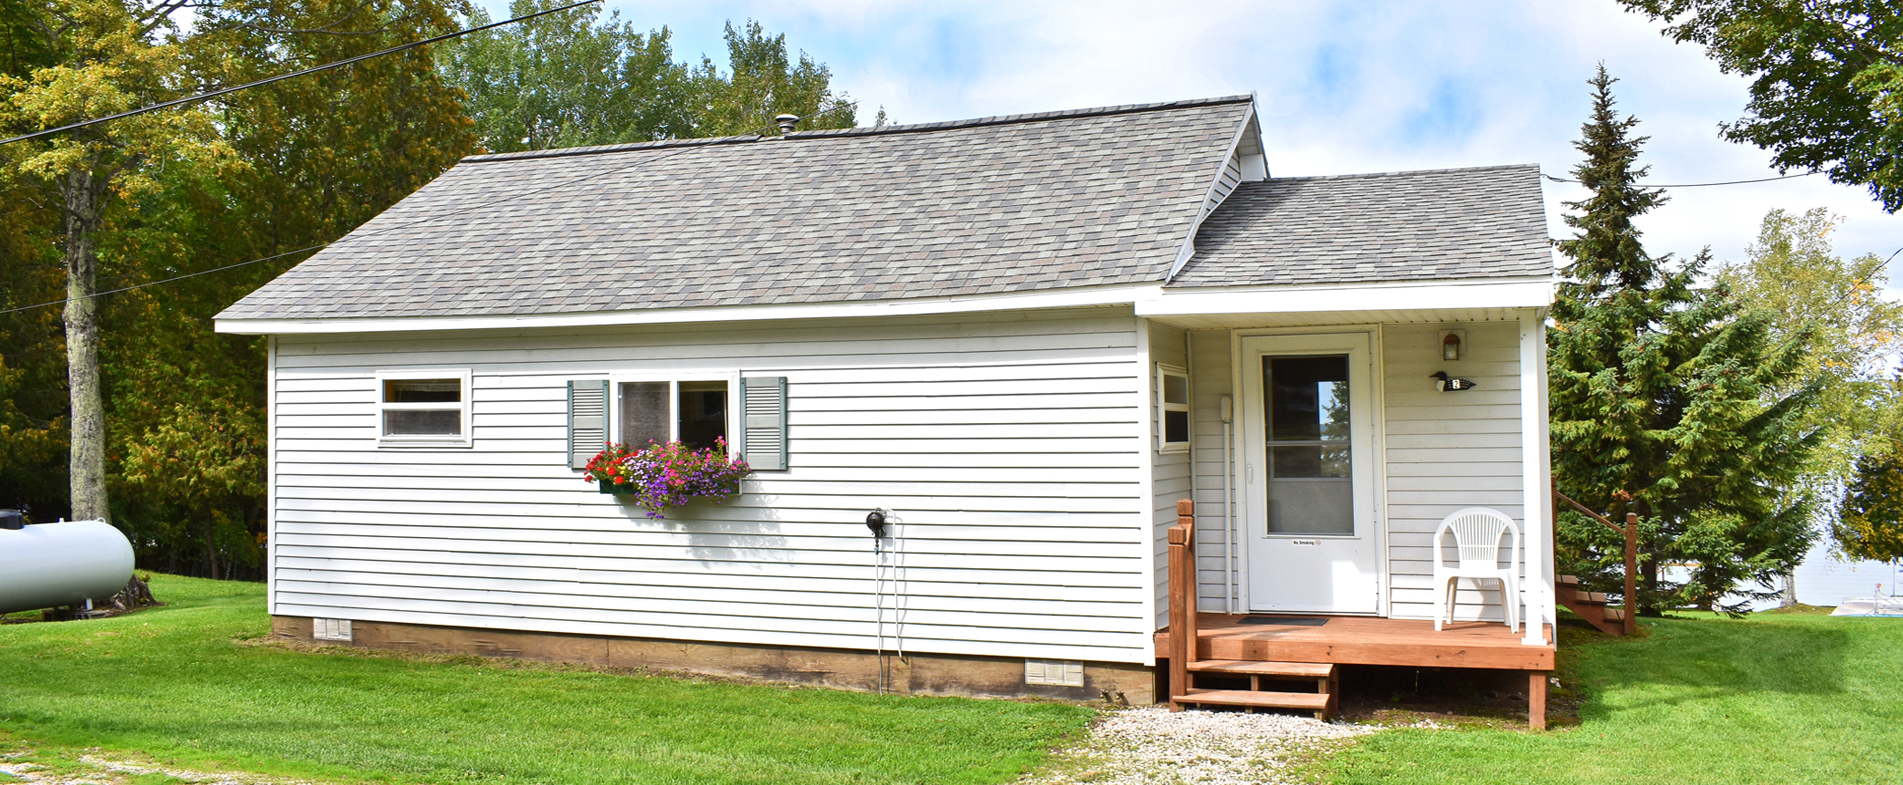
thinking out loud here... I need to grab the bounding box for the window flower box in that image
[584,439,751,519]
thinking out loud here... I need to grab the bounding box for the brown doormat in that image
[1237,616,1329,626]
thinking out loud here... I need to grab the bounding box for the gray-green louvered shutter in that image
[567,380,608,469]
[740,376,787,471]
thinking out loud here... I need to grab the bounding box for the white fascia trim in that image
[215,282,1160,335]
[1138,276,1556,317]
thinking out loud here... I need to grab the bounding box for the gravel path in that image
[0,754,315,785]
[1020,707,1417,785]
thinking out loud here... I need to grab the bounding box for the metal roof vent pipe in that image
[775,114,800,135]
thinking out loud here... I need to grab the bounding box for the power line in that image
[1541,172,1818,188]
[0,0,603,147]
[0,245,325,317]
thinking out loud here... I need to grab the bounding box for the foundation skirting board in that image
[271,616,1156,704]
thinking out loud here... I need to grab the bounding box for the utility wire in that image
[1541,171,1818,188]
[0,245,324,316]
[1,100,860,318]
[0,0,603,147]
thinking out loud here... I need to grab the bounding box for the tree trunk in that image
[1780,568,1798,608]
[61,164,111,523]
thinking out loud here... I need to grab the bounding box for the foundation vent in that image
[1025,659,1084,687]
[313,618,353,642]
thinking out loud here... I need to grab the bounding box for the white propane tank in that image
[0,520,135,614]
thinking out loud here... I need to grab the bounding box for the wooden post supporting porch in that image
[1166,499,1196,711]
[1530,671,1548,730]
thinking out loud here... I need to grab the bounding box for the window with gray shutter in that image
[740,376,787,471]
[567,380,608,469]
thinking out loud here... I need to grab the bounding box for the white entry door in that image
[1241,333,1380,614]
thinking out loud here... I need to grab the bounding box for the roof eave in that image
[1141,274,1557,319]
[213,282,1164,336]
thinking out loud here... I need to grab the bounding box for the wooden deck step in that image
[1557,575,1581,587]
[1177,689,1332,713]
[1187,660,1335,678]
[1602,607,1625,622]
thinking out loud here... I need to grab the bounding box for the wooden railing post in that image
[1167,498,1196,710]
[1552,485,1640,637]
[1623,512,1638,636]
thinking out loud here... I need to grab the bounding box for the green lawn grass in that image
[1321,611,1903,784]
[0,574,1094,785]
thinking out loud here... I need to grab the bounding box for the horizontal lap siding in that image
[1383,322,1525,621]
[1187,330,1234,615]
[1148,322,1190,629]
[270,308,1151,663]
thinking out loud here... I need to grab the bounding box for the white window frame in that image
[375,369,474,448]
[609,370,742,452]
[1156,363,1190,454]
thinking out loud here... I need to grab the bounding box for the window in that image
[567,375,787,471]
[377,371,472,447]
[1156,364,1190,453]
[619,380,730,452]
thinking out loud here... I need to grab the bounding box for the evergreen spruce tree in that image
[1550,65,1822,613]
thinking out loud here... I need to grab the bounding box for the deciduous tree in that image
[1616,0,1903,211]
[0,0,238,523]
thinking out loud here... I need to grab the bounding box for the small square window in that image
[378,372,471,447]
[1156,364,1190,453]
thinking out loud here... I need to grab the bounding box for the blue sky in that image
[485,0,1902,291]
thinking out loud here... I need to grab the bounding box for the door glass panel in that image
[1264,355,1353,535]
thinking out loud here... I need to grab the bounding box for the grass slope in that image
[0,575,1093,784]
[1325,612,1903,784]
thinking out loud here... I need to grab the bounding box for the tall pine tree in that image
[1550,65,1822,613]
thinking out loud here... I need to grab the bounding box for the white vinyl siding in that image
[1202,151,1244,217]
[1382,321,1525,621]
[1187,329,1236,614]
[1148,322,1192,627]
[267,307,1153,663]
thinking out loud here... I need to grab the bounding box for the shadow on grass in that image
[1574,615,1851,722]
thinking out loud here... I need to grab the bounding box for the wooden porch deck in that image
[1154,613,1555,672]
[1161,500,1558,727]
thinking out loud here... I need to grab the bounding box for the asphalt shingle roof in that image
[218,97,1255,320]
[1169,165,1554,288]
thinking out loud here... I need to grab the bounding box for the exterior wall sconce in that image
[1439,330,1465,361]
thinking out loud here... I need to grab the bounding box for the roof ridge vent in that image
[775,114,800,135]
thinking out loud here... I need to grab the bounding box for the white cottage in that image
[216,96,1560,724]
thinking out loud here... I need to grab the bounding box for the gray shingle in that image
[1169,165,1554,288]
[218,97,1254,321]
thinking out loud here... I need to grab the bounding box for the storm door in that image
[1240,333,1379,614]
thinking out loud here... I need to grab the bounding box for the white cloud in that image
[554,0,1902,283]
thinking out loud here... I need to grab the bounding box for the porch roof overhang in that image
[1138,275,1555,330]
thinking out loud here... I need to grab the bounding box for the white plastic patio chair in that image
[1432,507,1520,632]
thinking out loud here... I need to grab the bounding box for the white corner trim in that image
[215,283,1161,336]
[1139,277,1556,317]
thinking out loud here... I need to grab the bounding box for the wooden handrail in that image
[1166,498,1196,710]
[1554,488,1624,536]
[1552,483,1640,635]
